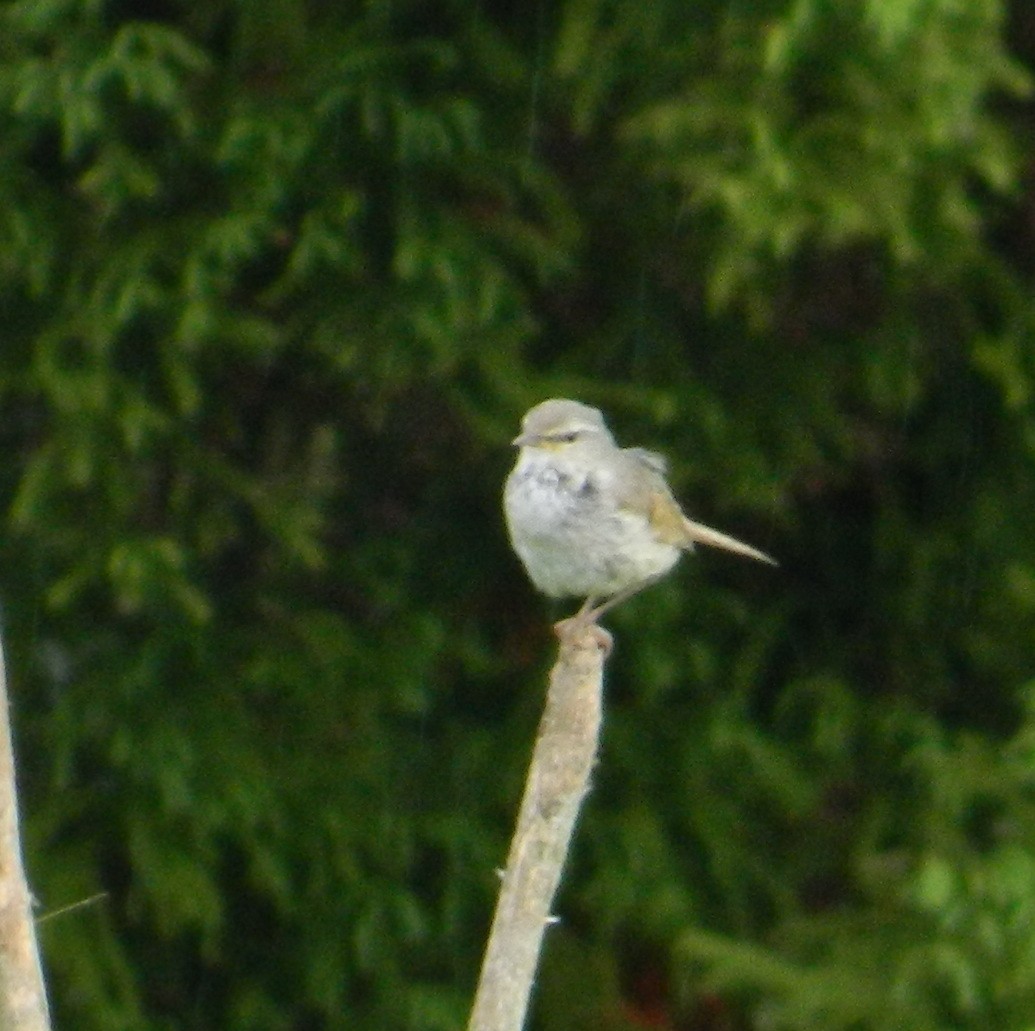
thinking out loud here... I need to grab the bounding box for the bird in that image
[504,399,775,631]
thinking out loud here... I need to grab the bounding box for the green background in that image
[4,0,1035,1028]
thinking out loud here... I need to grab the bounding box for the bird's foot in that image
[553,614,613,657]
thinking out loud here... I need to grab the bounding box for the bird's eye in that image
[558,432,578,443]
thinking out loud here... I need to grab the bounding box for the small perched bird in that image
[504,399,775,627]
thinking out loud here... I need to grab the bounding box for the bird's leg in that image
[575,595,598,620]
[551,595,597,633]
[581,576,662,624]
[552,596,595,636]
[552,595,612,654]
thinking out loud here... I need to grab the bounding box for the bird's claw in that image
[553,615,613,657]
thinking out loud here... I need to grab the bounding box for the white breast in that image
[503,450,680,599]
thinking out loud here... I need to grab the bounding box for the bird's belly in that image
[504,466,680,598]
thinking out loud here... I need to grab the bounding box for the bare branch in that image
[467,624,608,1031]
[0,633,51,1031]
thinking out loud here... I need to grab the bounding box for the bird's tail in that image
[682,517,777,566]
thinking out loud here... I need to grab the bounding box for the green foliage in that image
[0,0,1033,1028]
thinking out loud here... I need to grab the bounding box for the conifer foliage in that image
[1,0,1034,1028]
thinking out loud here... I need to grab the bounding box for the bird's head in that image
[512,399,614,452]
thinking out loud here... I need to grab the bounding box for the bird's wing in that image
[616,447,777,564]
[613,447,688,546]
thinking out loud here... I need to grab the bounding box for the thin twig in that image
[0,632,51,1031]
[467,623,608,1031]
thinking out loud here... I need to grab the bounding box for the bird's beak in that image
[512,432,537,447]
